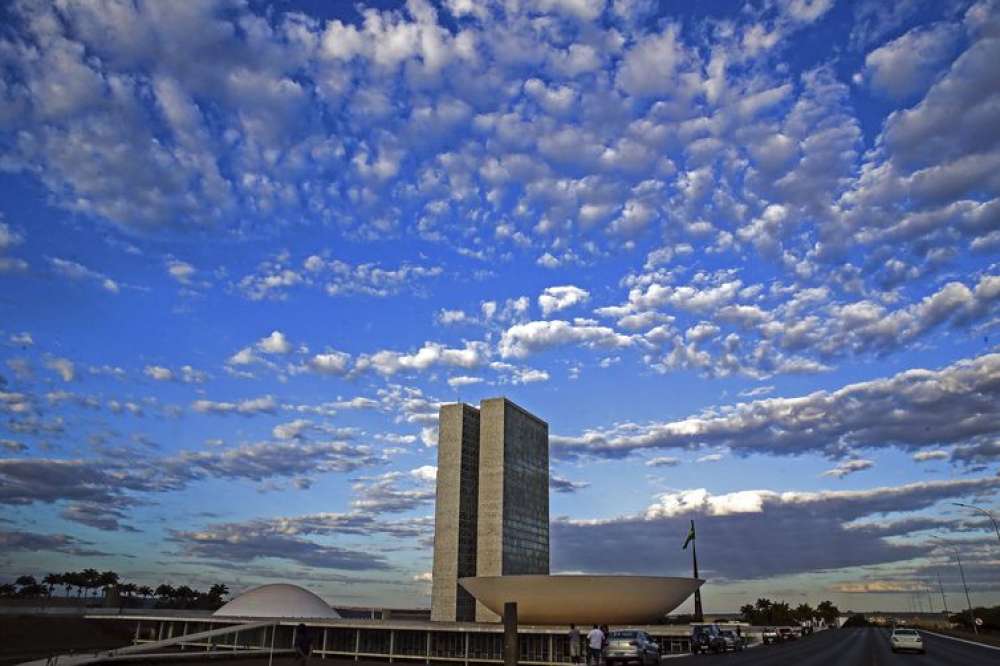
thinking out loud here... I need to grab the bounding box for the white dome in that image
[214,583,340,619]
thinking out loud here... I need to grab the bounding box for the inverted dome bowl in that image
[459,575,702,625]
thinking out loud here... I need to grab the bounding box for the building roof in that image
[213,583,340,619]
[459,575,702,625]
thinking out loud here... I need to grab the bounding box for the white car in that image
[890,628,925,654]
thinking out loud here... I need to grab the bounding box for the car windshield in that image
[1,3,996,665]
[610,632,638,639]
[894,629,918,636]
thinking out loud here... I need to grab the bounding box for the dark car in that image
[719,630,743,652]
[605,630,659,666]
[690,624,726,654]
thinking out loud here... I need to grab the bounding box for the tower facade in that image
[430,403,481,622]
[474,398,549,621]
[430,397,549,623]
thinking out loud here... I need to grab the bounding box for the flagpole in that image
[690,519,703,622]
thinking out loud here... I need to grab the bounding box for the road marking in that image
[920,629,1000,651]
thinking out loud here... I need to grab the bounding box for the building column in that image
[504,602,518,666]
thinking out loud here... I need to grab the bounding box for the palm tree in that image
[98,571,120,599]
[42,573,62,597]
[754,598,773,624]
[739,604,756,624]
[208,583,229,600]
[61,571,76,597]
[816,600,839,626]
[138,585,153,607]
[772,601,792,625]
[155,584,175,607]
[794,603,815,623]
[81,569,100,599]
[15,575,38,588]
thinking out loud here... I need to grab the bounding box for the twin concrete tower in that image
[430,398,549,622]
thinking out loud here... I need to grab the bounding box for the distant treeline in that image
[739,598,841,626]
[846,606,1000,633]
[0,570,229,610]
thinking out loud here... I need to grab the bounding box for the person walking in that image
[586,625,604,666]
[568,624,581,664]
[294,623,314,666]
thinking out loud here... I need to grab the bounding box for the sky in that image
[0,0,998,614]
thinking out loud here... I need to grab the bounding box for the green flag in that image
[682,520,695,550]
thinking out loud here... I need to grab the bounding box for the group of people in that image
[567,624,610,666]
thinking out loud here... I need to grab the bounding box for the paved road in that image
[677,627,998,665]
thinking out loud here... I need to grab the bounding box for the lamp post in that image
[933,538,977,634]
[952,503,1000,544]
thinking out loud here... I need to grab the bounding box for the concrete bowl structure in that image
[213,583,340,619]
[459,575,703,625]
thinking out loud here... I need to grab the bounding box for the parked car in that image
[690,624,726,654]
[605,629,660,666]
[762,627,781,645]
[719,629,743,652]
[778,627,797,641]
[890,628,925,654]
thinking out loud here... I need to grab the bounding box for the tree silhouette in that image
[81,569,100,598]
[42,573,62,597]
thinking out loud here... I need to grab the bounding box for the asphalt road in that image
[679,627,999,665]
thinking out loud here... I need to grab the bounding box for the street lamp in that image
[952,502,1000,544]
[932,537,977,634]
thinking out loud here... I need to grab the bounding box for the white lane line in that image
[920,629,1000,651]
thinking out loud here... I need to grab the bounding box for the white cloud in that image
[257,331,293,354]
[552,352,1000,460]
[48,257,119,293]
[357,341,490,376]
[913,450,949,462]
[192,396,278,416]
[310,352,352,375]
[538,285,590,316]
[645,456,681,467]
[864,23,960,99]
[8,332,33,347]
[437,309,472,325]
[228,347,258,366]
[410,465,437,483]
[180,365,208,384]
[144,365,174,381]
[616,24,690,97]
[822,459,875,478]
[273,419,312,440]
[166,259,197,285]
[447,375,483,388]
[45,357,75,382]
[0,221,23,250]
[499,320,635,358]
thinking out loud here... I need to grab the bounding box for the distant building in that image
[431,398,549,622]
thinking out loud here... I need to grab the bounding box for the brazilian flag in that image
[682,520,695,550]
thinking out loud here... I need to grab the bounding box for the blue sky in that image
[1,0,998,613]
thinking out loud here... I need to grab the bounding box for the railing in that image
[126,619,696,665]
